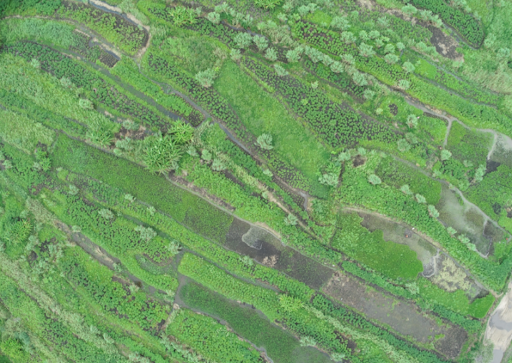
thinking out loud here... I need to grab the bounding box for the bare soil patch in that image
[323,272,467,358]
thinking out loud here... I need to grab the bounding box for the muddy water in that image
[225,217,334,290]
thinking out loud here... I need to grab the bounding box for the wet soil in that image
[389,103,398,116]
[323,272,467,358]
[427,25,463,61]
[352,155,366,167]
[225,218,334,290]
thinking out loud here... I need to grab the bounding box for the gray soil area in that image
[225,217,334,290]
[489,133,512,169]
[436,184,503,255]
[323,272,468,359]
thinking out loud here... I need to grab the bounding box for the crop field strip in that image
[1,0,512,362]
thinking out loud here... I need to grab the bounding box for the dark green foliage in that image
[407,0,485,46]
[243,57,399,148]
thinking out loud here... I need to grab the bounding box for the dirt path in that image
[486,281,512,363]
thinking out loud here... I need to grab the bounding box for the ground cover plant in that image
[0,0,511,362]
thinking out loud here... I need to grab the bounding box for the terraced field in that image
[0,0,512,362]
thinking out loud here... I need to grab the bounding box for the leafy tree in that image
[207,11,220,24]
[230,49,241,61]
[428,205,440,218]
[397,79,411,90]
[195,68,217,88]
[441,149,452,161]
[30,58,41,69]
[123,119,140,131]
[286,49,301,63]
[330,16,350,30]
[201,149,212,161]
[256,133,274,149]
[60,76,73,88]
[284,213,298,226]
[368,30,380,40]
[384,44,395,54]
[406,114,418,128]
[79,98,94,110]
[330,61,344,73]
[311,81,319,89]
[447,226,457,236]
[299,336,317,347]
[368,174,382,185]
[363,89,375,100]
[400,184,412,195]
[359,30,369,41]
[143,134,182,174]
[484,33,496,49]
[402,62,416,74]
[341,31,356,44]
[170,6,197,26]
[254,36,268,50]
[255,0,282,10]
[211,158,226,171]
[402,4,418,15]
[396,42,405,51]
[397,138,411,152]
[322,54,334,67]
[166,240,181,256]
[69,184,79,196]
[169,121,194,145]
[384,54,399,64]
[415,194,426,203]
[264,48,278,61]
[319,172,338,186]
[274,64,288,77]
[352,72,368,86]
[234,32,253,49]
[98,208,114,219]
[359,43,375,57]
[135,225,157,241]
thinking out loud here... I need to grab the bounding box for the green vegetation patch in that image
[332,212,423,280]
[179,282,332,363]
[51,134,233,243]
[375,156,442,204]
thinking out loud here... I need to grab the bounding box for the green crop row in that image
[178,253,353,358]
[0,88,87,138]
[291,21,512,139]
[110,57,203,125]
[167,308,262,363]
[406,0,485,46]
[5,41,172,131]
[243,57,399,149]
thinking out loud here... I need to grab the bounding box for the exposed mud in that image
[225,218,334,290]
[323,272,467,358]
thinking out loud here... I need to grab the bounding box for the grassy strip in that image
[179,281,333,363]
[333,212,424,280]
[178,253,354,359]
[167,308,262,363]
[0,53,113,132]
[110,57,202,123]
[0,108,55,155]
[51,134,234,244]
[0,88,87,137]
